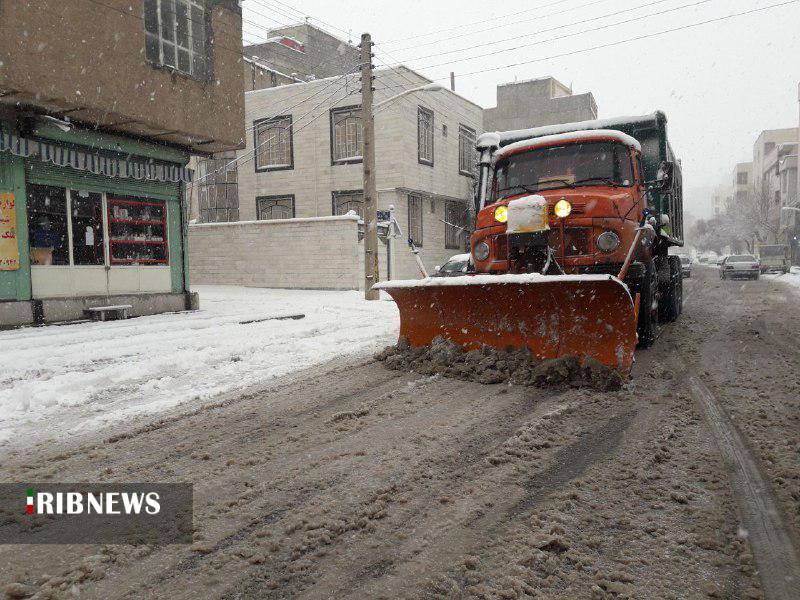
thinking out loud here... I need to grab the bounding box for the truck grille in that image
[550,227,591,257]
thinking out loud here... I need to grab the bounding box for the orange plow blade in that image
[374,274,637,373]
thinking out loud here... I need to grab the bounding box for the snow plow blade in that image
[374,274,637,373]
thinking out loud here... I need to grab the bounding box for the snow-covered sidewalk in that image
[0,286,399,447]
[763,265,800,292]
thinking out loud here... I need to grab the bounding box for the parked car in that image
[431,253,471,277]
[720,255,760,280]
[756,245,790,274]
[677,254,692,277]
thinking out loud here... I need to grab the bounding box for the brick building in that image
[0,0,245,326]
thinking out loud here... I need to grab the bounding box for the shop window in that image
[332,190,364,218]
[445,200,468,250]
[71,191,105,265]
[331,106,363,164]
[257,195,295,220]
[254,116,293,171]
[27,185,69,266]
[408,194,423,247]
[108,198,168,265]
[418,106,434,166]
[144,0,210,79]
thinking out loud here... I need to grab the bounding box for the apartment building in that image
[731,162,753,205]
[190,66,483,287]
[483,77,597,132]
[192,23,360,225]
[0,0,245,326]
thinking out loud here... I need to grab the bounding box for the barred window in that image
[458,125,476,176]
[445,201,468,250]
[257,195,295,220]
[408,194,423,247]
[254,116,293,170]
[144,0,210,79]
[418,107,434,166]
[331,106,363,163]
[332,190,364,218]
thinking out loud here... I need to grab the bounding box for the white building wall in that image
[188,216,362,290]
[236,66,483,282]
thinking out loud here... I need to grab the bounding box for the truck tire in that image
[637,260,659,347]
[659,256,682,323]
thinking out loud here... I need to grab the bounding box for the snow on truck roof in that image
[478,112,664,149]
[495,129,642,159]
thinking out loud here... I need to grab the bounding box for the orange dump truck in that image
[376,112,684,373]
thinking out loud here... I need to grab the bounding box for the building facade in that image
[191,66,484,285]
[0,0,245,327]
[192,23,359,225]
[483,77,597,132]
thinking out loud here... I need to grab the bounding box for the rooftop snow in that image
[496,129,642,159]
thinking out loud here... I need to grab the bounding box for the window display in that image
[27,184,69,265]
[108,198,168,265]
[70,191,105,265]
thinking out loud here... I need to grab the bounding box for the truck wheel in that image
[637,260,659,347]
[659,256,682,323]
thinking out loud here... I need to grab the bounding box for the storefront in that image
[0,119,197,327]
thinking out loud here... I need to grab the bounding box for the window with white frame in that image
[254,116,293,171]
[458,125,476,176]
[256,195,295,220]
[332,190,364,218]
[144,0,210,79]
[418,107,434,166]
[408,194,424,247]
[331,106,363,163]
[445,200,468,250]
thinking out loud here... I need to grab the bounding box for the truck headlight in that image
[473,241,491,262]
[596,231,621,252]
[494,205,508,223]
[554,199,572,218]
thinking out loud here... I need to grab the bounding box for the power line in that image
[390,0,694,65]
[397,0,715,72]
[378,0,800,85]
[381,0,600,45]
[191,70,357,186]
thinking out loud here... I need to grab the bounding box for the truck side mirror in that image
[656,161,674,190]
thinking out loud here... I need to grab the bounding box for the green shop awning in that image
[0,130,193,184]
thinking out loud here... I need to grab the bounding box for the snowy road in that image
[0,286,398,447]
[2,267,800,598]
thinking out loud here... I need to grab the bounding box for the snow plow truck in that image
[375,112,684,374]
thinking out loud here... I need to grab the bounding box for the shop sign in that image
[0,191,20,271]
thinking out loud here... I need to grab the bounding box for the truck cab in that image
[470,130,652,277]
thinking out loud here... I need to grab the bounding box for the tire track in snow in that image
[672,352,800,599]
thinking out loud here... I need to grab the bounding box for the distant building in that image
[0,0,245,327]
[189,66,484,288]
[752,128,798,197]
[711,184,730,216]
[483,77,597,132]
[731,162,753,206]
[192,23,360,225]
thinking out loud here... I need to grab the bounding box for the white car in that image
[720,255,760,280]
[431,253,471,277]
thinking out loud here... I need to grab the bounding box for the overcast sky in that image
[243,0,800,219]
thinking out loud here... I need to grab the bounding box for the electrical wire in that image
[388,0,703,65]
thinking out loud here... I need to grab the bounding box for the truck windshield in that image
[494,142,634,199]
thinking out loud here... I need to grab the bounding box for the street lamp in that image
[373,82,445,112]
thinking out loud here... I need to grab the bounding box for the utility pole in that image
[361,33,379,300]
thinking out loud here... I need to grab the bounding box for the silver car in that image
[720,255,760,280]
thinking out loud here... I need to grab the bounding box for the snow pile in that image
[507,195,548,234]
[375,337,625,391]
[0,286,398,445]
[764,268,800,293]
